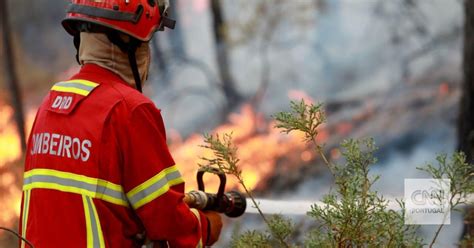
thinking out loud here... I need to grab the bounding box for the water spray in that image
[244,196,410,215]
[244,199,315,215]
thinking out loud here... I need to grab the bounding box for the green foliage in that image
[231,230,272,248]
[231,215,295,248]
[417,153,474,246]
[200,134,292,248]
[273,99,332,172]
[267,215,295,243]
[306,139,422,247]
[418,153,474,209]
[200,99,474,247]
[273,101,421,246]
[273,100,325,144]
[200,133,241,178]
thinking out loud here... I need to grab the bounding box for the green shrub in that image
[201,100,474,247]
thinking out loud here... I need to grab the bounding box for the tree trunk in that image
[459,0,474,163]
[460,0,474,241]
[210,0,242,109]
[0,0,27,153]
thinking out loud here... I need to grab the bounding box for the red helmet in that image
[62,0,175,41]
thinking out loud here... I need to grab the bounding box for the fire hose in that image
[0,227,35,248]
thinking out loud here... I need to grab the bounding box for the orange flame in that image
[0,172,22,226]
[171,103,320,192]
[0,106,23,167]
[0,103,35,228]
[288,90,314,104]
[438,82,450,97]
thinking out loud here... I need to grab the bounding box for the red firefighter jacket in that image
[19,64,208,248]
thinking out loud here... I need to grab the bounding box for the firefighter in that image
[19,0,222,247]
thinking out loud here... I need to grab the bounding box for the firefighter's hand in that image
[203,211,223,246]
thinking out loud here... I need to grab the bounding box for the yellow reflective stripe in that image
[82,195,94,248]
[24,169,122,192]
[190,209,203,248]
[20,190,31,248]
[51,85,90,96]
[64,79,99,88]
[126,165,181,197]
[82,195,105,248]
[51,79,99,96]
[90,198,106,248]
[127,165,184,209]
[23,182,124,206]
[23,169,128,207]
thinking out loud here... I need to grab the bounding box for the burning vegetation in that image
[0,103,35,230]
[170,103,322,193]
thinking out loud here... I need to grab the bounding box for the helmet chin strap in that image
[72,22,144,92]
[126,43,143,93]
[73,34,81,64]
[105,31,143,92]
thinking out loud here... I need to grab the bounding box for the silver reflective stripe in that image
[128,170,183,208]
[22,190,31,230]
[83,196,105,248]
[21,190,31,248]
[85,197,101,248]
[23,174,128,206]
[54,82,95,92]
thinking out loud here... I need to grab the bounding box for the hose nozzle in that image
[184,167,246,218]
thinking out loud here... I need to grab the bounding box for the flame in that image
[0,172,22,225]
[0,106,22,167]
[301,151,313,162]
[171,103,320,193]
[288,90,314,104]
[330,148,341,160]
[438,82,449,97]
[336,122,353,136]
[0,103,35,228]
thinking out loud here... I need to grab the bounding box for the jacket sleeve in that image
[121,102,209,247]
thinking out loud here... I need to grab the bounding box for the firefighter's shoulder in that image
[104,78,154,111]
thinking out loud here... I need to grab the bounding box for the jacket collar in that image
[71,63,134,90]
